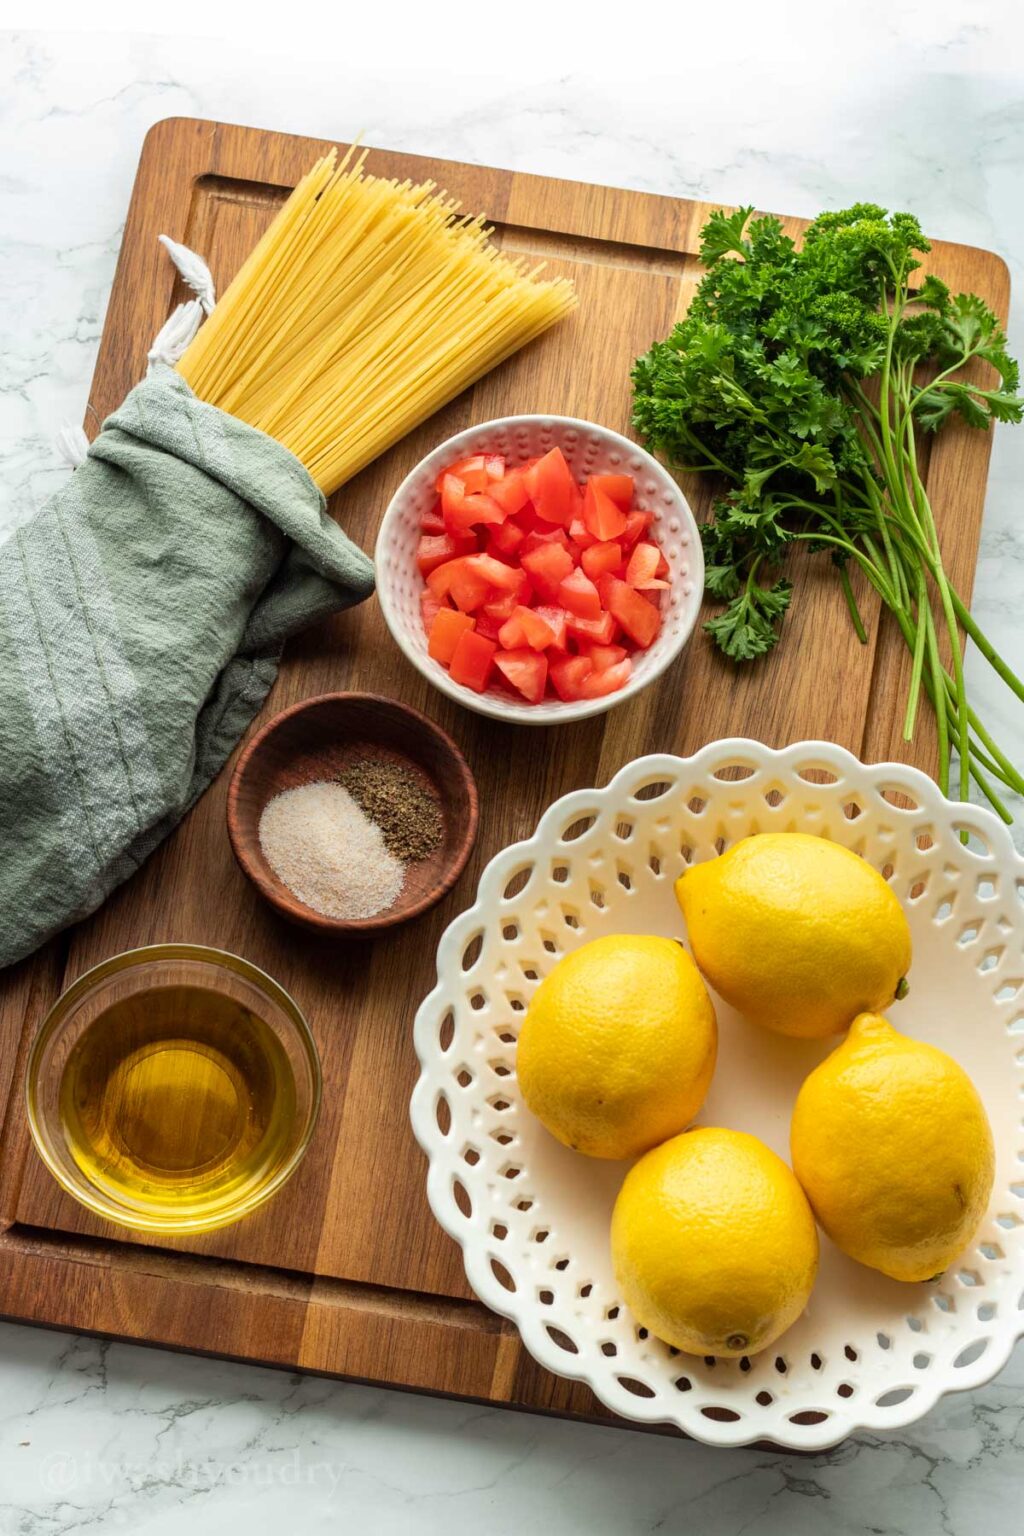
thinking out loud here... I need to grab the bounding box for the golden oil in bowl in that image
[27,946,321,1235]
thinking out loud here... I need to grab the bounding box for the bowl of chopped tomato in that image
[375,416,704,723]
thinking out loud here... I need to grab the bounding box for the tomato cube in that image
[580,658,632,698]
[568,517,596,549]
[524,448,576,526]
[489,471,530,516]
[427,556,491,612]
[533,605,569,650]
[498,605,557,652]
[417,532,474,576]
[421,503,447,535]
[485,454,506,481]
[449,630,497,693]
[521,542,575,601]
[583,642,628,672]
[436,454,489,495]
[494,648,548,704]
[588,473,634,510]
[421,588,445,632]
[558,567,602,620]
[582,482,628,541]
[521,526,570,555]
[464,552,524,593]
[428,607,475,664]
[474,611,504,643]
[550,654,594,701]
[601,576,661,648]
[486,520,526,560]
[620,510,654,548]
[582,540,624,581]
[442,477,506,534]
[482,589,521,622]
[565,608,617,645]
[625,541,669,590]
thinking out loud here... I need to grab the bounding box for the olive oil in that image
[58,985,298,1224]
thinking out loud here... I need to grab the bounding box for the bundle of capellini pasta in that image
[177,146,577,494]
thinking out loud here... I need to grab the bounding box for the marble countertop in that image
[2,10,1024,1531]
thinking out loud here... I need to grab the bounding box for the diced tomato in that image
[582,540,624,581]
[524,448,576,526]
[582,482,628,541]
[419,446,670,705]
[494,647,548,704]
[427,556,492,612]
[568,517,597,550]
[521,526,570,555]
[428,608,475,664]
[436,454,489,495]
[417,532,474,576]
[474,611,505,643]
[558,566,602,620]
[490,471,530,516]
[565,608,617,645]
[582,642,628,672]
[620,510,654,549]
[449,630,497,693]
[486,520,526,560]
[625,541,669,590]
[533,605,569,650]
[601,576,661,648]
[464,552,524,593]
[421,588,445,632]
[521,542,575,601]
[442,475,507,534]
[588,473,634,510]
[550,655,594,701]
[421,503,447,535]
[580,658,632,698]
[455,493,507,534]
[498,604,558,652]
[482,589,522,622]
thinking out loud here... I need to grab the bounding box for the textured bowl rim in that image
[408,738,1024,1450]
[375,414,705,725]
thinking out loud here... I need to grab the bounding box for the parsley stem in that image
[922,599,952,797]
[838,561,868,644]
[903,567,928,740]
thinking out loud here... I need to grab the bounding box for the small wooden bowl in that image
[227,693,479,935]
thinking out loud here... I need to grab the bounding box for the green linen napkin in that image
[0,368,375,969]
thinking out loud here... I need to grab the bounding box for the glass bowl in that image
[26,944,321,1235]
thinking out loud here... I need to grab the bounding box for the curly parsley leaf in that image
[703,576,794,660]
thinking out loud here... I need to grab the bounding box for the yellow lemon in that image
[791,1012,995,1282]
[611,1128,818,1357]
[515,934,716,1160]
[675,832,911,1038]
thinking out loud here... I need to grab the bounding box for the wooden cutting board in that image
[0,118,1009,1427]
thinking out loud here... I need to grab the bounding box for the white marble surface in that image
[2,9,1024,1531]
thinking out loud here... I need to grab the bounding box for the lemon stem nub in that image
[895,977,910,1001]
[726,1333,749,1351]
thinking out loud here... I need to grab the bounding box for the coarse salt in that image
[258,781,405,920]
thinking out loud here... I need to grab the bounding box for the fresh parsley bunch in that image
[632,204,1024,819]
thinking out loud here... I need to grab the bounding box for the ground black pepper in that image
[339,757,443,862]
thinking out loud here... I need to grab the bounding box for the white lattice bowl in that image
[410,740,1024,1449]
[375,415,704,724]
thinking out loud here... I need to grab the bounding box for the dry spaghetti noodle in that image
[177,148,577,493]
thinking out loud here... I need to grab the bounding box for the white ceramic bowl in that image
[410,740,1024,1450]
[375,416,704,724]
